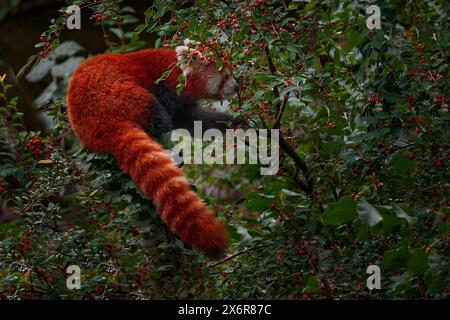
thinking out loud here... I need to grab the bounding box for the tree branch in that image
[262,46,314,196]
[207,245,269,267]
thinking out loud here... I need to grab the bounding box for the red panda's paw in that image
[176,206,229,257]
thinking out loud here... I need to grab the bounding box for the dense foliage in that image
[0,0,449,299]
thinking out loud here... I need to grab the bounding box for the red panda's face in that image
[176,44,239,101]
[202,62,239,100]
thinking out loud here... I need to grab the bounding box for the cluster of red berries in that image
[133,267,150,288]
[282,134,297,142]
[281,129,299,148]
[89,204,101,212]
[434,96,446,103]
[185,41,234,64]
[355,280,365,291]
[407,68,443,81]
[294,239,316,259]
[216,16,236,28]
[250,0,265,8]
[407,95,414,111]
[89,202,111,212]
[105,243,114,255]
[22,135,53,159]
[35,268,56,285]
[433,158,441,169]
[275,251,286,264]
[90,13,107,22]
[230,0,265,8]
[38,35,52,58]
[370,96,384,113]
[18,239,32,252]
[96,286,104,295]
[258,103,267,113]
[370,172,384,190]
[8,285,16,294]
[330,243,340,251]
[128,226,139,237]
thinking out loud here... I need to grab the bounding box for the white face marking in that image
[175,45,194,76]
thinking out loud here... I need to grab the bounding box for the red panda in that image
[66,42,239,256]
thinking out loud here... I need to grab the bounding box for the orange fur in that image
[67,48,228,255]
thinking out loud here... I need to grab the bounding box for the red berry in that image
[433,158,441,169]
[129,226,139,237]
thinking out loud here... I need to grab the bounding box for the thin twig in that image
[273,98,287,129]
[207,244,269,267]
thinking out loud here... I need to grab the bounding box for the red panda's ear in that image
[175,45,194,76]
[176,41,206,76]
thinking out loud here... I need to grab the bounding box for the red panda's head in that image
[176,41,239,101]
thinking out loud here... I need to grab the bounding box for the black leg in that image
[173,106,245,135]
[152,101,174,138]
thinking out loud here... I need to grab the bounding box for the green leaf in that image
[17,54,37,79]
[394,205,413,224]
[244,192,274,212]
[408,248,428,275]
[381,215,403,234]
[353,219,369,241]
[382,246,409,271]
[303,276,320,293]
[389,156,416,176]
[155,37,161,48]
[424,270,440,295]
[344,29,364,52]
[357,199,383,227]
[322,141,341,153]
[323,196,357,226]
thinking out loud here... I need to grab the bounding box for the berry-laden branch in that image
[263,47,314,196]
